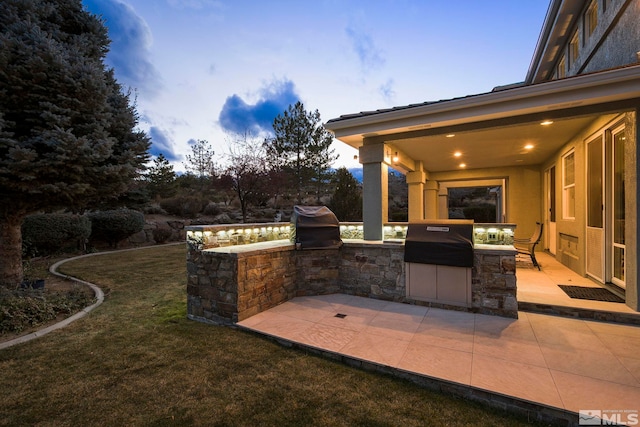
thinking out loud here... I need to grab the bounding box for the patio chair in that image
[514,222,543,270]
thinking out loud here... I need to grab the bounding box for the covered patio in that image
[517,251,639,322]
[324,64,640,313]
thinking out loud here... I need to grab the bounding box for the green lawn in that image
[0,244,546,426]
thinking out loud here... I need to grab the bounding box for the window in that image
[549,166,556,222]
[448,186,499,223]
[587,136,603,228]
[556,55,566,79]
[569,30,579,66]
[562,150,576,219]
[585,0,598,38]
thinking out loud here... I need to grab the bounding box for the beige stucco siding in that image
[625,109,638,310]
[542,113,634,277]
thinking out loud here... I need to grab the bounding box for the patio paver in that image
[237,293,640,423]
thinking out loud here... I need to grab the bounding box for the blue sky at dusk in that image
[82,0,549,171]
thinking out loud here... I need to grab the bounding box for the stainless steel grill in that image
[290,206,342,250]
[404,220,474,307]
[404,220,474,267]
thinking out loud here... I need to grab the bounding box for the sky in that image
[82,0,550,172]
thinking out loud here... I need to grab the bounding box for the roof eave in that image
[325,65,640,146]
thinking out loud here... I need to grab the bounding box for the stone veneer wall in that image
[187,241,518,324]
[338,242,407,301]
[187,242,297,323]
[472,248,518,317]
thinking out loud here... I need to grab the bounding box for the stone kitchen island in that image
[186,223,518,325]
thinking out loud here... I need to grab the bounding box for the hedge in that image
[88,209,145,248]
[22,213,91,256]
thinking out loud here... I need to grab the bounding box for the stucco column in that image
[424,180,440,220]
[628,108,639,311]
[406,167,425,222]
[359,143,389,240]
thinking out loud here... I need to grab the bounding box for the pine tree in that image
[0,0,150,287]
[329,167,362,221]
[265,102,337,204]
[183,139,216,193]
[146,154,177,199]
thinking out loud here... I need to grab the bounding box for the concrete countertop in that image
[474,243,517,254]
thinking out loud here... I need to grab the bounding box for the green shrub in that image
[0,287,95,334]
[88,209,145,248]
[159,196,205,217]
[202,202,221,216]
[142,204,167,215]
[22,213,92,256]
[152,227,173,244]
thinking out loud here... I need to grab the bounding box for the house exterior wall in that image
[580,0,640,74]
[567,0,640,76]
[540,112,637,285]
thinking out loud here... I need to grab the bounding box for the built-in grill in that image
[404,220,474,307]
[290,205,342,250]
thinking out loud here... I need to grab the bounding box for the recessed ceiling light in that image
[446,134,455,138]
[525,144,534,150]
[540,120,554,126]
[454,151,462,157]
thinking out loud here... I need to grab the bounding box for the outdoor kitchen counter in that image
[474,243,517,253]
[187,239,519,324]
[200,239,293,254]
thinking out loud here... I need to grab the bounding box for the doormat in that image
[558,285,624,303]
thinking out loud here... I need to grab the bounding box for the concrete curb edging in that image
[0,244,183,350]
[0,255,105,350]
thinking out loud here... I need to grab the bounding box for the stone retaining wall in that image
[187,241,518,324]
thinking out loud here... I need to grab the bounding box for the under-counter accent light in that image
[446,134,455,138]
[525,144,534,150]
[540,120,554,126]
[459,163,466,168]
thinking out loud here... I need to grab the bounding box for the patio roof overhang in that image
[325,65,640,173]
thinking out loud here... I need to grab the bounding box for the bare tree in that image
[222,132,269,223]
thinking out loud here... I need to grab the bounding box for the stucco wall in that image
[541,113,628,276]
[579,0,640,75]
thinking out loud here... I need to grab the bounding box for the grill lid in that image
[404,220,474,267]
[290,205,342,249]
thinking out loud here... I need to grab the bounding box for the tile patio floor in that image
[237,251,640,423]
